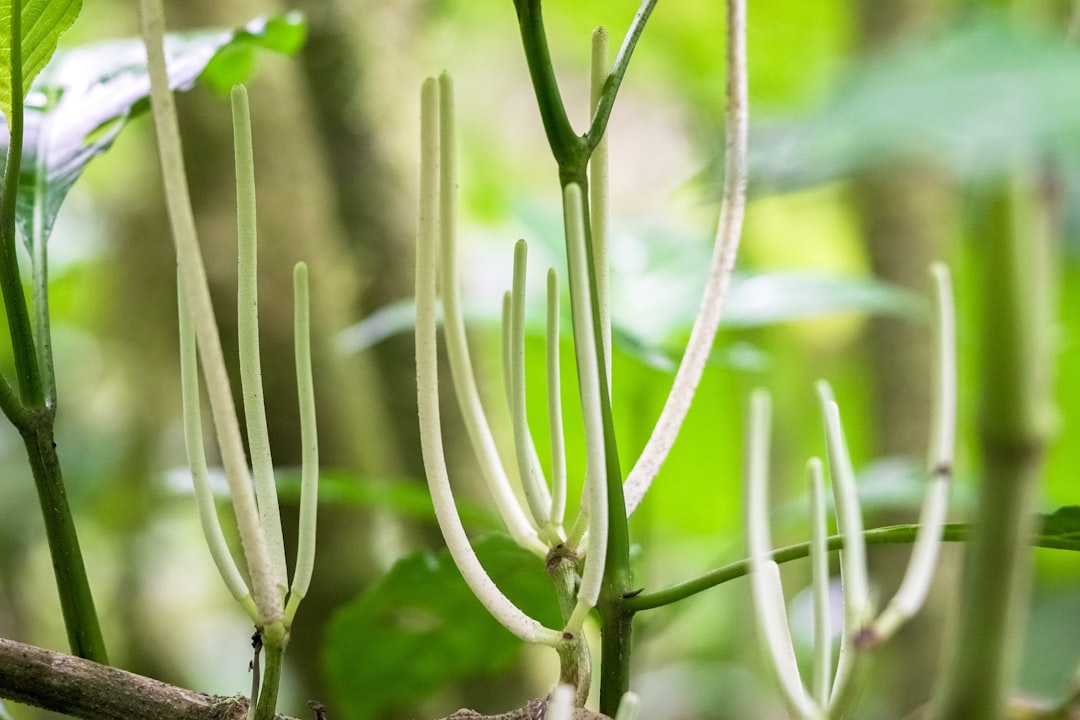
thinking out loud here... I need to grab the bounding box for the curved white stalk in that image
[435,74,546,556]
[547,268,568,528]
[745,391,822,720]
[623,0,748,516]
[509,241,557,532]
[807,457,832,707]
[233,84,288,594]
[141,0,281,625]
[816,382,870,706]
[285,262,319,625]
[614,691,641,720]
[589,27,612,390]
[417,77,563,645]
[861,264,956,646]
[178,280,258,620]
[563,184,608,635]
[547,685,575,720]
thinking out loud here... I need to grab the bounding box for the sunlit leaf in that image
[0,0,82,122]
[0,12,305,254]
[322,534,561,720]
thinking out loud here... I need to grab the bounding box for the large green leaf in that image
[0,0,82,122]
[0,12,304,254]
[323,534,562,720]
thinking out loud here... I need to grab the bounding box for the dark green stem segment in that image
[931,177,1055,720]
[511,3,659,713]
[511,0,583,172]
[254,629,287,720]
[0,0,108,664]
[22,415,109,663]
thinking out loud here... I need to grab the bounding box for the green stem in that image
[622,521,1079,613]
[511,6,660,710]
[0,0,106,663]
[585,0,658,151]
[0,0,43,410]
[511,0,584,171]
[253,624,287,720]
[931,176,1054,720]
[22,417,109,662]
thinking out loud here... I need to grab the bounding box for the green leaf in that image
[0,12,305,254]
[0,0,82,123]
[199,13,306,94]
[323,535,561,720]
[1038,506,1080,550]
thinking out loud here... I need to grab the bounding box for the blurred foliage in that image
[323,534,560,720]
[1,1,1080,719]
[0,13,304,249]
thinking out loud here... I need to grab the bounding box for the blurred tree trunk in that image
[852,1,955,716]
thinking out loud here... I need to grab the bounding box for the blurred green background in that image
[2,0,1080,718]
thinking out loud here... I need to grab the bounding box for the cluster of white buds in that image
[745,264,956,719]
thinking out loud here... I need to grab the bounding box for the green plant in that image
[0,2,1078,720]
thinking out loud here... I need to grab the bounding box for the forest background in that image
[1,0,1079,719]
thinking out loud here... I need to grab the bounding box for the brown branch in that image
[0,636,303,720]
[438,702,611,720]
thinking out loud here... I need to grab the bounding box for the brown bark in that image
[0,634,612,720]
[0,636,302,720]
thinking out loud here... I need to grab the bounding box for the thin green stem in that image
[511,0,584,170]
[585,0,659,151]
[232,84,287,594]
[0,0,44,410]
[0,2,106,662]
[624,523,984,613]
[22,420,109,663]
[252,624,286,720]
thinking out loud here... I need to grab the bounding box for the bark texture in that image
[0,636,301,720]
